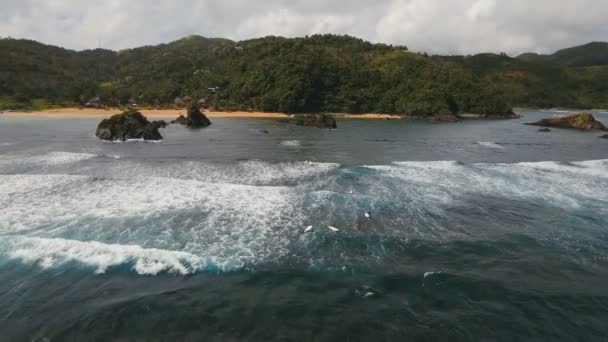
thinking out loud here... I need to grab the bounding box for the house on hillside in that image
[85,97,102,108]
[127,98,138,108]
[175,96,193,107]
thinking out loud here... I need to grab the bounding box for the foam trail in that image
[477,141,505,149]
[281,140,301,147]
[0,236,212,275]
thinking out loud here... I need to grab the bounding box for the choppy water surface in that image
[1,111,608,341]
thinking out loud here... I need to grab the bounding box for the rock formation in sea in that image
[600,134,608,139]
[294,114,337,129]
[96,110,167,141]
[538,128,551,132]
[525,113,607,131]
[175,103,211,128]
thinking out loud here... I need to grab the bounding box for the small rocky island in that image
[174,103,211,128]
[96,110,167,141]
[526,113,607,131]
[294,114,337,129]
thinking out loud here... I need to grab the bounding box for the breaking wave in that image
[0,236,212,275]
[1,156,607,276]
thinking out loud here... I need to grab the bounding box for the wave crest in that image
[0,236,216,275]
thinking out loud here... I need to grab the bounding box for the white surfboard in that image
[328,225,340,232]
[304,225,313,233]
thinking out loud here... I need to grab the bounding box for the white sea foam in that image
[18,152,97,166]
[424,271,441,278]
[1,158,607,274]
[0,152,98,173]
[104,159,340,185]
[477,141,505,149]
[281,140,301,147]
[0,174,305,269]
[365,159,608,214]
[0,236,208,275]
[102,138,163,143]
[390,160,463,170]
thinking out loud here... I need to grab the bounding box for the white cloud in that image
[0,0,607,55]
[467,0,496,21]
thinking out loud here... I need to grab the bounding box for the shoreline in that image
[1,108,403,120]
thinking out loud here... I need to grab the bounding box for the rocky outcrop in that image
[294,114,337,129]
[96,110,166,141]
[175,103,211,128]
[172,115,187,125]
[600,134,608,139]
[526,113,607,131]
[428,112,460,122]
[538,128,551,132]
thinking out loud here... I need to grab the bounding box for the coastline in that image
[2,108,402,120]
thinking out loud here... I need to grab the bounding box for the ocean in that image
[1,110,607,341]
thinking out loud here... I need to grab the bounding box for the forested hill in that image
[435,42,608,109]
[1,35,606,114]
[0,35,512,116]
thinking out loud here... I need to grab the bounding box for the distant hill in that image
[2,35,607,113]
[550,42,608,67]
[517,42,608,67]
[437,42,608,109]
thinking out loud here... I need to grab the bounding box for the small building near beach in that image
[85,97,102,108]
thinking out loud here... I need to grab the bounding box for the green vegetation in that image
[0,35,512,116]
[435,42,608,109]
[2,35,607,114]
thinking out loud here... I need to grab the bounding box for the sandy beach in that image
[2,108,402,120]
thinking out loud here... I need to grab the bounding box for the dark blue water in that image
[1,110,608,341]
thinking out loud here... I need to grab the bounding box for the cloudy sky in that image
[1,0,607,55]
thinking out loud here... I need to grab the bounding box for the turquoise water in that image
[1,111,608,341]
